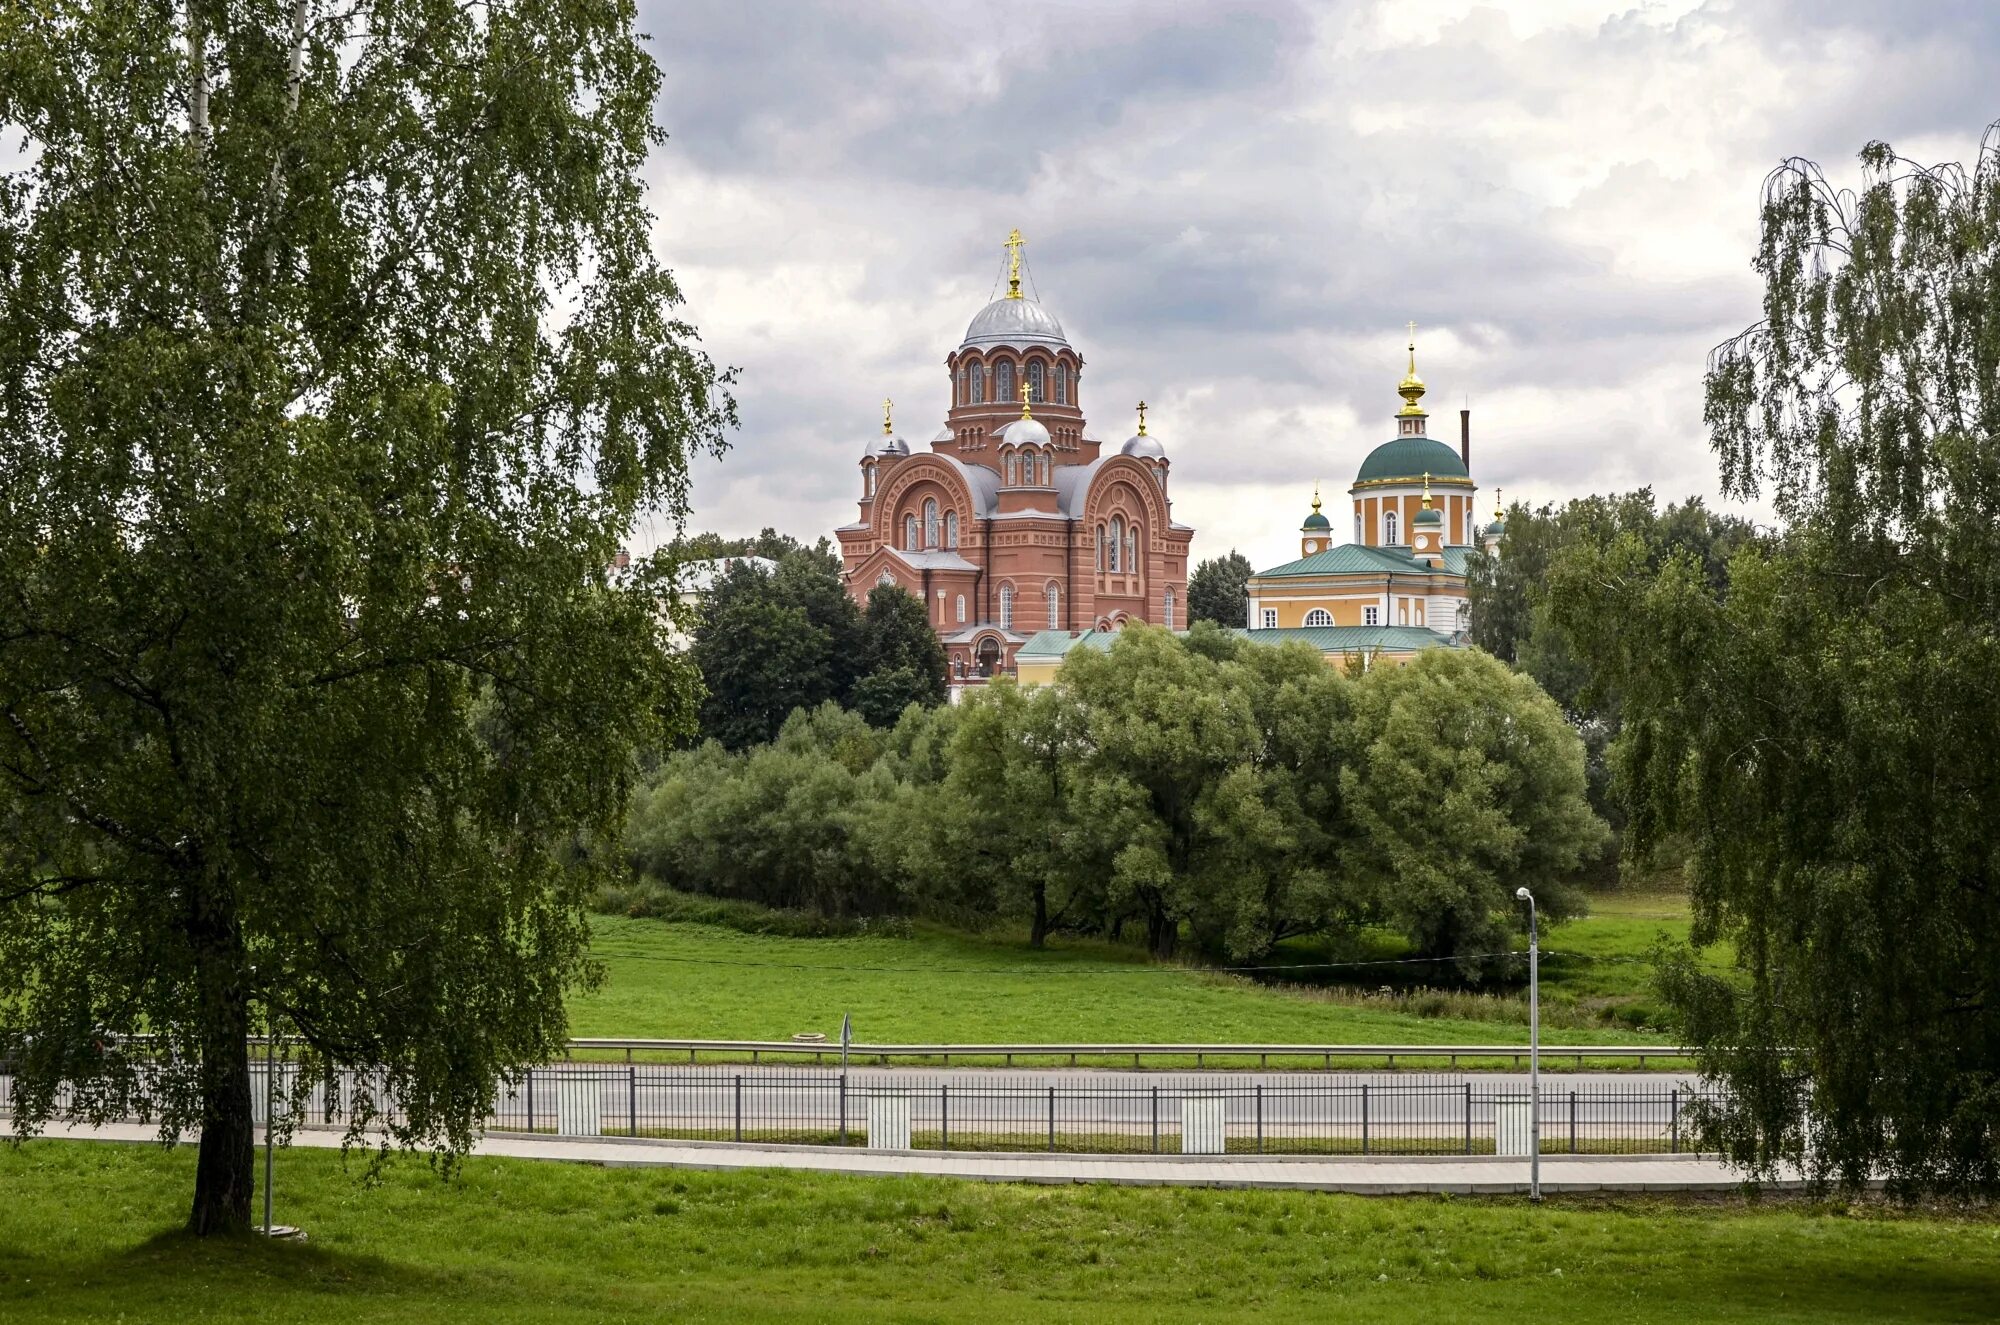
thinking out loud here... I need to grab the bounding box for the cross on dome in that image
[1136,400,1148,436]
[1004,228,1025,299]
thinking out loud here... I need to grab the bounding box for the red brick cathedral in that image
[837,233,1194,681]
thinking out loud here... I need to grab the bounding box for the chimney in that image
[1460,409,1471,470]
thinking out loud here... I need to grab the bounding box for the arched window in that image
[956,594,967,624]
[1162,589,1175,629]
[1385,510,1399,545]
[1466,510,1475,544]
[1096,526,1106,571]
[999,584,1014,630]
[923,498,940,549]
[1304,608,1333,627]
[970,361,985,403]
[1007,454,1019,485]
[904,514,919,551]
[1027,360,1045,403]
[1355,512,1363,543]
[1040,454,1051,485]
[1047,583,1060,628]
[996,360,1015,404]
[1125,528,1137,571]
[1055,364,1068,404]
[1108,516,1124,572]
[945,511,959,548]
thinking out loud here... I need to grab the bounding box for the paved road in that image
[37,1121,1776,1194]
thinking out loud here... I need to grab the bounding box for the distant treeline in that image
[622,624,1606,970]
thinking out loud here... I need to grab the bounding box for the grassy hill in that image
[570,886,1717,1049]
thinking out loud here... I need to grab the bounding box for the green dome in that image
[1355,435,1469,484]
[1302,510,1331,530]
[1413,505,1443,526]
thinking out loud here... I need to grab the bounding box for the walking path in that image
[38,1121,1792,1194]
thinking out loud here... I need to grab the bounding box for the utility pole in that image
[1516,887,1541,1202]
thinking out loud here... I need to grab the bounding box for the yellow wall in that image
[1014,658,1063,686]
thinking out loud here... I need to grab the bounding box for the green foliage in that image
[1546,129,2000,1196]
[0,0,730,1233]
[1186,549,1255,627]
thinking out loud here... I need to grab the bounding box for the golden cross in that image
[1407,319,1417,344]
[882,397,893,435]
[1019,379,1032,419]
[1005,228,1025,298]
[1135,399,1148,435]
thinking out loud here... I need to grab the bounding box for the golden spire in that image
[1004,228,1025,299]
[1494,487,1504,519]
[1421,472,1433,509]
[1020,380,1033,420]
[1136,400,1148,436]
[1397,320,1427,418]
[1311,481,1322,514]
[882,397,893,435]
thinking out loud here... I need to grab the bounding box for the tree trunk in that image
[1146,903,1178,962]
[187,890,254,1237]
[1029,881,1049,948]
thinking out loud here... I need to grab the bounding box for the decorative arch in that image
[1304,608,1333,627]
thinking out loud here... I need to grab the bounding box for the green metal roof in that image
[1233,625,1458,652]
[1355,435,1469,483]
[1301,511,1331,530]
[1253,543,1433,578]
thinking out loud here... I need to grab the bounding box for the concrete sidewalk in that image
[37,1122,1790,1194]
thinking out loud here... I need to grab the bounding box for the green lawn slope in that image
[3,1143,1993,1323]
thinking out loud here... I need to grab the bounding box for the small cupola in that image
[1412,472,1445,567]
[1299,483,1332,556]
[1396,322,1428,437]
[1481,487,1508,557]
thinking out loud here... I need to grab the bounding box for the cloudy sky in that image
[634,0,1996,571]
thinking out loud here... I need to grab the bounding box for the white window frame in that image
[1304,608,1332,627]
[1260,608,1277,630]
[1363,605,1380,626]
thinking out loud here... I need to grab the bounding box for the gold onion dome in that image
[1302,484,1330,530]
[1397,323,1427,418]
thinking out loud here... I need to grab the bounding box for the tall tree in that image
[852,585,947,726]
[691,555,859,748]
[1186,550,1254,628]
[1547,130,2000,1194]
[0,1,731,1234]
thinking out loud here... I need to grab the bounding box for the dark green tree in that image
[1547,129,2000,1194]
[0,1,732,1234]
[851,585,947,726]
[1186,550,1254,628]
[691,554,861,748]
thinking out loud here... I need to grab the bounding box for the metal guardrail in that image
[564,1039,1693,1069]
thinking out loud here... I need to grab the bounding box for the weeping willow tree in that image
[0,1,732,1233]
[1549,129,2000,1194]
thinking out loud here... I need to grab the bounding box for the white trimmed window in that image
[1163,589,1175,630]
[1304,608,1332,627]
[1000,584,1014,630]
[1260,608,1277,629]
[1385,510,1399,545]
[946,511,959,548]
[1047,584,1060,628]
[1363,605,1380,626]
[956,594,967,624]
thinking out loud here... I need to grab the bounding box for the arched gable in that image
[874,456,977,544]
[1082,457,1171,532]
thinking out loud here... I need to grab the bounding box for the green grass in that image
[570,915,1680,1051]
[4,1142,1995,1322]
[571,884,1727,1049]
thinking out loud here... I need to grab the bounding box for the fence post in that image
[1361,1083,1370,1155]
[1464,1082,1472,1155]
[629,1067,638,1137]
[838,1072,848,1145]
[1048,1086,1056,1153]
[1670,1087,1680,1154]
[1151,1086,1160,1153]
[1255,1084,1264,1155]
[1569,1089,1576,1154]
[940,1083,949,1152]
[733,1074,743,1143]
[527,1067,535,1133]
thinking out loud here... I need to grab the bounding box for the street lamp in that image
[1515,886,1541,1202]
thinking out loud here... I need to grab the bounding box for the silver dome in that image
[1120,432,1165,459]
[873,434,909,458]
[1001,417,1051,448]
[961,297,1069,351]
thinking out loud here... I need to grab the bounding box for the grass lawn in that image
[570,895,1705,1051]
[3,1142,1994,1323]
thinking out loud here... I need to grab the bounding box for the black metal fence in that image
[16,1065,1717,1157]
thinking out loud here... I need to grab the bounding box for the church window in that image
[1000,584,1014,630]
[1364,605,1380,626]
[1385,510,1398,545]
[1163,589,1175,630]
[1047,583,1060,628]
[1027,361,1045,403]
[996,360,1015,403]
[956,594,967,624]
[1305,608,1332,627]
[1055,363,1068,404]
[946,511,959,548]
[1095,526,1106,571]
[1041,454,1051,484]
[1465,510,1474,544]
[1007,454,1019,485]
[1398,602,1409,625]
[1415,601,1425,626]
[924,498,940,549]
[1261,608,1277,629]
[1126,528,1137,570]
[904,514,919,551]
[1108,516,1124,572]
[970,361,985,402]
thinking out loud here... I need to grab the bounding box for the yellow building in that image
[1245,335,1503,644]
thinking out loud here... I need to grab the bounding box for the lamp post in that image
[1515,886,1541,1202]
